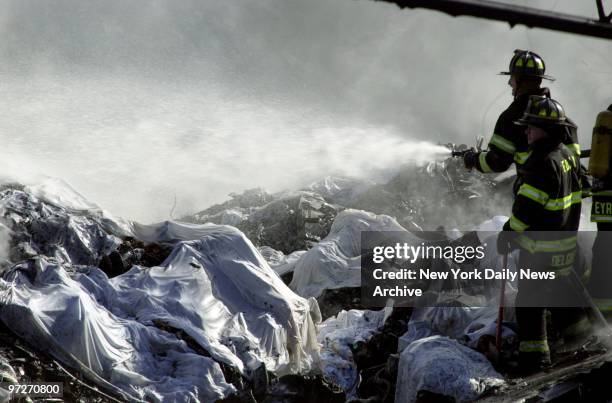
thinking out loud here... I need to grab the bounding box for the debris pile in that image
[183,159,513,254]
[0,180,129,268]
[0,180,320,402]
[185,190,338,254]
[1,160,602,402]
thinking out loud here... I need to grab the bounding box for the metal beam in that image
[596,0,612,23]
[372,0,612,40]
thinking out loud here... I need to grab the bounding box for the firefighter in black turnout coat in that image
[497,96,590,373]
[464,50,581,180]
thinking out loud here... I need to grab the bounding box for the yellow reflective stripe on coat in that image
[591,215,612,222]
[543,191,582,211]
[565,143,581,157]
[592,190,612,197]
[518,184,581,211]
[514,151,532,165]
[513,145,577,166]
[518,183,549,205]
[519,340,550,353]
[515,235,577,253]
[489,134,516,155]
[509,215,529,232]
[479,152,493,173]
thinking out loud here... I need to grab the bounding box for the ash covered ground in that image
[0,158,609,403]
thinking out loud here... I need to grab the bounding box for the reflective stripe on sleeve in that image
[509,215,529,232]
[479,152,494,173]
[514,151,532,165]
[489,134,516,155]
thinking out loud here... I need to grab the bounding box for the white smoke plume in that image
[0,0,609,221]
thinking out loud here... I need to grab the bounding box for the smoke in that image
[0,73,449,221]
[0,0,609,222]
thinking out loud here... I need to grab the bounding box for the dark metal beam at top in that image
[372,0,612,40]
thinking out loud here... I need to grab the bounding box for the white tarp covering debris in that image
[397,222,519,371]
[0,174,569,402]
[393,222,517,403]
[258,246,307,276]
[289,210,409,298]
[317,308,391,397]
[395,336,504,403]
[0,258,235,402]
[399,306,517,353]
[113,221,320,375]
[0,181,321,401]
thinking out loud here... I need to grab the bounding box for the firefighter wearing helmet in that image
[497,96,591,374]
[463,50,582,186]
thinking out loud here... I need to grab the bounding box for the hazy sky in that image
[0,0,610,221]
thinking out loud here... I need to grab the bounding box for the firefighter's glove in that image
[497,228,517,256]
[463,149,478,170]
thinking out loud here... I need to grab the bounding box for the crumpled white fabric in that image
[258,246,307,276]
[0,258,234,402]
[289,210,409,298]
[0,221,321,401]
[125,221,320,375]
[395,336,504,403]
[317,308,391,398]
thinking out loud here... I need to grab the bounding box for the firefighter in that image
[463,50,581,179]
[497,96,590,374]
[588,104,612,317]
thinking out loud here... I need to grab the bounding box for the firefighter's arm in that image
[474,115,516,173]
